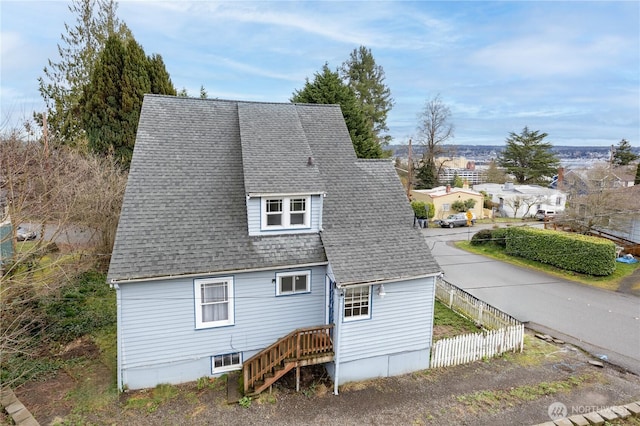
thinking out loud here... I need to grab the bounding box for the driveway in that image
[422,223,640,375]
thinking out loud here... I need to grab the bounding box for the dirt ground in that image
[8,331,640,426]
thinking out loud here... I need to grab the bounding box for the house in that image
[107,96,441,394]
[473,182,566,219]
[559,165,637,196]
[411,184,484,221]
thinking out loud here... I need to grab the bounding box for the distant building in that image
[412,183,484,220]
[435,156,486,185]
[473,182,567,219]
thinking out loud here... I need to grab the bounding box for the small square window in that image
[212,352,241,373]
[276,271,310,295]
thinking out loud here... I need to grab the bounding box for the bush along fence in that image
[431,278,524,369]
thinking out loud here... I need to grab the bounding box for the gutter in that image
[110,261,329,284]
[336,272,442,288]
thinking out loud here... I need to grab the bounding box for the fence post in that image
[478,304,483,326]
[449,287,454,308]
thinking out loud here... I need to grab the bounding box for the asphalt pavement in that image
[421,222,640,375]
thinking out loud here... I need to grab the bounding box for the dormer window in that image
[261,196,310,230]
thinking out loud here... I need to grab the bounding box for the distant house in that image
[473,182,566,218]
[108,96,441,393]
[558,165,637,196]
[412,184,484,221]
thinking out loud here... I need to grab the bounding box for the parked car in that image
[16,226,36,241]
[439,213,476,228]
[534,209,556,221]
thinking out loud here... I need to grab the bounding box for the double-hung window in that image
[194,277,234,329]
[344,285,371,321]
[276,271,310,296]
[261,196,310,230]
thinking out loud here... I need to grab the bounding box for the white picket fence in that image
[431,278,524,369]
[435,278,520,329]
[430,324,525,368]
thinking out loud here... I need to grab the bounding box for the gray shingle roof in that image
[107,96,440,284]
[238,103,325,195]
[295,104,441,285]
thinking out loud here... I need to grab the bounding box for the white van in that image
[534,209,556,220]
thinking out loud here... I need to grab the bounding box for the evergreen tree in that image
[339,46,394,146]
[635,163,640,185]
[612,139,638,166]
[452,172,463,188]
[291,64,381,158]
[82,35,174,168]
[498,127,559,184]
[415,160,438,189]
[147,54,176,96]
[37,0,131,147]
[83,36,127,163]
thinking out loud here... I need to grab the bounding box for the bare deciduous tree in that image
[1,133,126,386]
[416,94,454,187]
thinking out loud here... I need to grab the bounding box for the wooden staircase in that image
[243,324,334,396]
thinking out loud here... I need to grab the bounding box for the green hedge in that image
[505,227,616,276]
[491,228,508,247]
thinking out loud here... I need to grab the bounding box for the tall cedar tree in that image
[612,138,638,166]
[291,64,381,158]
[340,46,394,147]
[82,36,175,168]
[37,0,131,147]
[498,127,560,184]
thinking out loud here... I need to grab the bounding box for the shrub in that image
[44,271,115,343]
[471,229,493,246]
[505,227,616,276]
[491,228,508,247]
[411,201,434,219]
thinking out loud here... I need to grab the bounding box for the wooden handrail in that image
[243,324,333,395]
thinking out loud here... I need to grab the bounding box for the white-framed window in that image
[344,285,371,321]
[211,352,241,373]
[276,270,311,296]
[442,203,450,212]
[261,196,310,230]
[194,277,234,329]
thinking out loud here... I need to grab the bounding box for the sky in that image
[1,1,639,147]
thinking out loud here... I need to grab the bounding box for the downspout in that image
[112,283,124,391]
[333,287,343,395]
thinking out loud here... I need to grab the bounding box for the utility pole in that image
[407,138,413,199]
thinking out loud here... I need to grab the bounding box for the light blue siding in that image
[246,195,323,236]
[331,277,435,385]
[118,265,327,390]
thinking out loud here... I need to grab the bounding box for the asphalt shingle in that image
[108,96,440,284]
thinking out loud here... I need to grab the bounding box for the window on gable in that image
[261,196,310,230]
[211,352,241,373]
[289,198,306,225]
[194,277,234,329]
[266,199,283,226]
[276,271,310,295]
[344,285,371,321]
